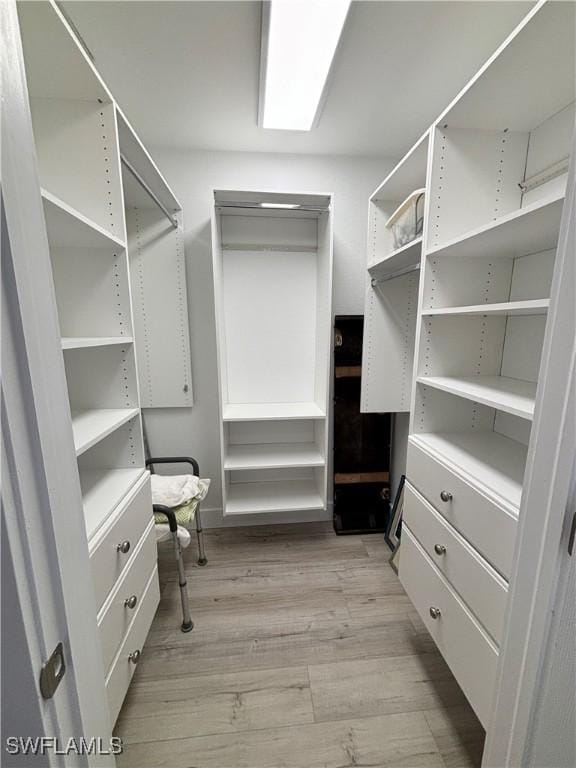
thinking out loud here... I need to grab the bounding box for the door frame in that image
[483,132,576,766]
[2,1,114,763]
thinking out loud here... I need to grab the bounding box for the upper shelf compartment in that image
[428,2,574,252]
[117,107,181,216]
[367,132,429,275]
[438,2,575,133]
[18,3,125,241]
[17,1,111,102]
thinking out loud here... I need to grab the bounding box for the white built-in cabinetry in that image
[211,191,333,518]
[17,0,187,724]
[362,0,575,743]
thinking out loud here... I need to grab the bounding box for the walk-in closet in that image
[3,2,575,768]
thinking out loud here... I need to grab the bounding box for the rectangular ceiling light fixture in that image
[260,0,352,131]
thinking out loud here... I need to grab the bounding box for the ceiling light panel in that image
[261,0,352,131]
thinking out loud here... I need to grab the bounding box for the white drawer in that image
[407,438,517,578]
[404,482,508,644]
[98,519,157,674]
[399,526,498,728]
[90,473,152,612]
[106,566,160,725]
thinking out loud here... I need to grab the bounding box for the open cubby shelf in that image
[81,467,145,539]
[417,375,536,420]
[226,479,325,516]
[222,403,326,422]
[72,408,139,456]
[42,189,126,250]
[224,443,325,471]
[422,299,549,317]
[368,237,422,278]
[428,192,564,260]
[61,337,134,350]
[410,432,526,511]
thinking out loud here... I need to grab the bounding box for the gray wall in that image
[143,148,394,526]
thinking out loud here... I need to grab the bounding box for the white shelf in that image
[81,468,145,539]
[225,443,325,471]
[223,403,326,422]
[371,132,429,202]
[368,237,422,279]
[422,299,549,317]
[428,193,564,260]
[410,432,526,512]
[42,189,126,249]
[417,375,536,420]
[72,408,139,456]
[62,337,134,350]
[226,479,324,516]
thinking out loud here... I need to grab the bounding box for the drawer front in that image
[407,439,517,578]
[399,526,498,728]
[90,474,152,612]
[106,567,160,725]
[98,520,157,674]
[404,483,508,644]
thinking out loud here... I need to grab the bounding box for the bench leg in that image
[173,531,193,632]
[195,506,208,566]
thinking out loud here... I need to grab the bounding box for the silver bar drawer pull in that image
[434,544,446,555]
[117,540,131,554]
[128,650,141,664]
[124,595,138,609]
[440,490,453,502]
[429,607,442,620]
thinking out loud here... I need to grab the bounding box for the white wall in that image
[143,148,393,527]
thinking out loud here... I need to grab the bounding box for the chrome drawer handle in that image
[440,490,453,503]
[117,540,131,554]
[429,606,441,620]
[124,595,138,609]
[434,544,446,556]
[128,650,141,664]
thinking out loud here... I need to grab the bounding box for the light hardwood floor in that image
[115,522,485,768]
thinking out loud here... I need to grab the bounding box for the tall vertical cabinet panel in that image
[212,190,333,518]
[398,0,575,740]
[360,133,428,414]
[16,0,187,725]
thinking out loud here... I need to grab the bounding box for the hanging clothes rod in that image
[371,263,420,286]
[121,155,179,229]
[216,202,328,212]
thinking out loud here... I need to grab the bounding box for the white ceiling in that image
[63,0,533,158]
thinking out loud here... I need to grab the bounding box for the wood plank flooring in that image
[115,522,485,768]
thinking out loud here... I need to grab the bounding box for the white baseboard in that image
[199,505,333,529]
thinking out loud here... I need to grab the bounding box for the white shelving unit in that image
[212,190,333,518]
[16,0,186,726]
[120,107,193,408]
[360,132,428,414]
[395,0,575,739]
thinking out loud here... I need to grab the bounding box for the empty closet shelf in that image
[416,375,536,420]
[427,193,564,260]
[41,189,126,249]
[410,432,526,510]
[72,408,139,456]
[62,337,134,349]
[225,443,325,471]
[80,468,146,539]
[368,236,422,278]
[223,403,326,421]
[225,480,324,515]
[422,299,550,317]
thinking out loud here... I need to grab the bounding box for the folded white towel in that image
[151,473,210,508]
